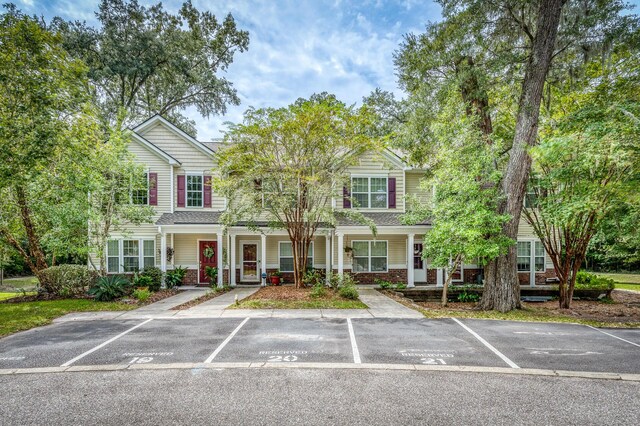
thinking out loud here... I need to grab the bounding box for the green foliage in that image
[375,279,393,289]
[302,269,323,287]
[403,91,512,274]
[132,288,151,302]
[215,94,378,287]
[53,0,250,133]
[38,265,98,297]
[141,266,162,292]
[132,273,153,289]
[0,5,103,283]
[329,272,357,290]
[457,290,480,303]
[575,271,615,291]
[310,283,326,299]
[338,284,359,300]
[205,266,218,287]
[89,275,131,301]
[165,266,188,289]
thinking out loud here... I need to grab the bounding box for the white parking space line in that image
[452,318,520,369]
[586,326,640,348]
[347,318,361,364]
[204,318,250,363]
[60,319,153,367]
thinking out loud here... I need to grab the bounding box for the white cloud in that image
[30,0,443,139]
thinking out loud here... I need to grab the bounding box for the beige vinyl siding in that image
[173,233,220,268]
[127,138,173,220]
[336,151,405,212]
[139,122,226,211]
[405,172,432,205]
[517,217,554,269]
[334,234,407,269]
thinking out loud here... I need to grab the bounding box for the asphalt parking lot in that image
[0,317,638,374]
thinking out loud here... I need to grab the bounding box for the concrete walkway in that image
[56,287,423,321]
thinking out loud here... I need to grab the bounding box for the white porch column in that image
[170,233,174,267]
[230,233,236,287]
[160,232,167,272]
[407,233,415,288]
[260,233,267,286]
[325,232,331,285]
[160,231,167,289]
[217,231,223,288]
[337,232,344,277]
[436,268,444,287]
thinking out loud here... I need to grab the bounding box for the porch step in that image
[520,296,553,303]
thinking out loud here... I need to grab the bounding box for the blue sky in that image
[14,0,639,140]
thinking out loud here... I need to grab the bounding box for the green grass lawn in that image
[0,299,136,337]
[0,292,37,301]
[592,272,640,291]
[231,299,368,309]
[1,276,38,289]
[594,272,640,284]
[418,305,639,328]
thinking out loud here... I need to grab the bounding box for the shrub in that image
[338,284,359,300]
[133,288,151,302]
[303,269,324,287]
[132,273,153,288]
[165,266,188,288]
[89,275,131,301]
[375,279,393,289]
[457,290,479,303]
[575,271,615,291]
[205,266,218,287]
[39,265,98,297]
[141,266,163,292]
[310,283,326,298]
[394,283,407,290]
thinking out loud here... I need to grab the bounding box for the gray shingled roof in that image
[336,212,430,227]
[156,211,223,225]
[157,211,430,227]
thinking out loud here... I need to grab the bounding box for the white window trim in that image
[351,176,389,209]
[131,170,150,206]
[517,240,545,272]
[278,241,314,272]
[186,173,204,208]
[351,240,388,273]
[106,238,156,273]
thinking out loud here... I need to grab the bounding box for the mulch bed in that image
[171,288,231,310]
[412,289,640,324]
[244,285,348,302]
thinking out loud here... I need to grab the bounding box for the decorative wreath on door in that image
[202,245,215,259]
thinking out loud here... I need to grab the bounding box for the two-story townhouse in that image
[92,115,556,288]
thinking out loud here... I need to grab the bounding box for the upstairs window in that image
[351,177,388,209]
[187,174,203,207]
[132,172,149,205]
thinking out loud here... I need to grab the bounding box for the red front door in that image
[199,241,217,284]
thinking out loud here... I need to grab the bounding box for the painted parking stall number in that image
[123,352,173,364]
[400,350,455,365]
[260,350,306,362]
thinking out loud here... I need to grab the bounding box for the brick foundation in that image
[183,268,198,285]
[519,269,557,286]
[332,269,407,285]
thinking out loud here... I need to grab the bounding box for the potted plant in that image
[270,270,283,286]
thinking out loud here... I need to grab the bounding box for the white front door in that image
[240,242,260,282]
[413,242,427,283]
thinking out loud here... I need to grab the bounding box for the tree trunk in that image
[479,0,564,312]
[442,254,462,307]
